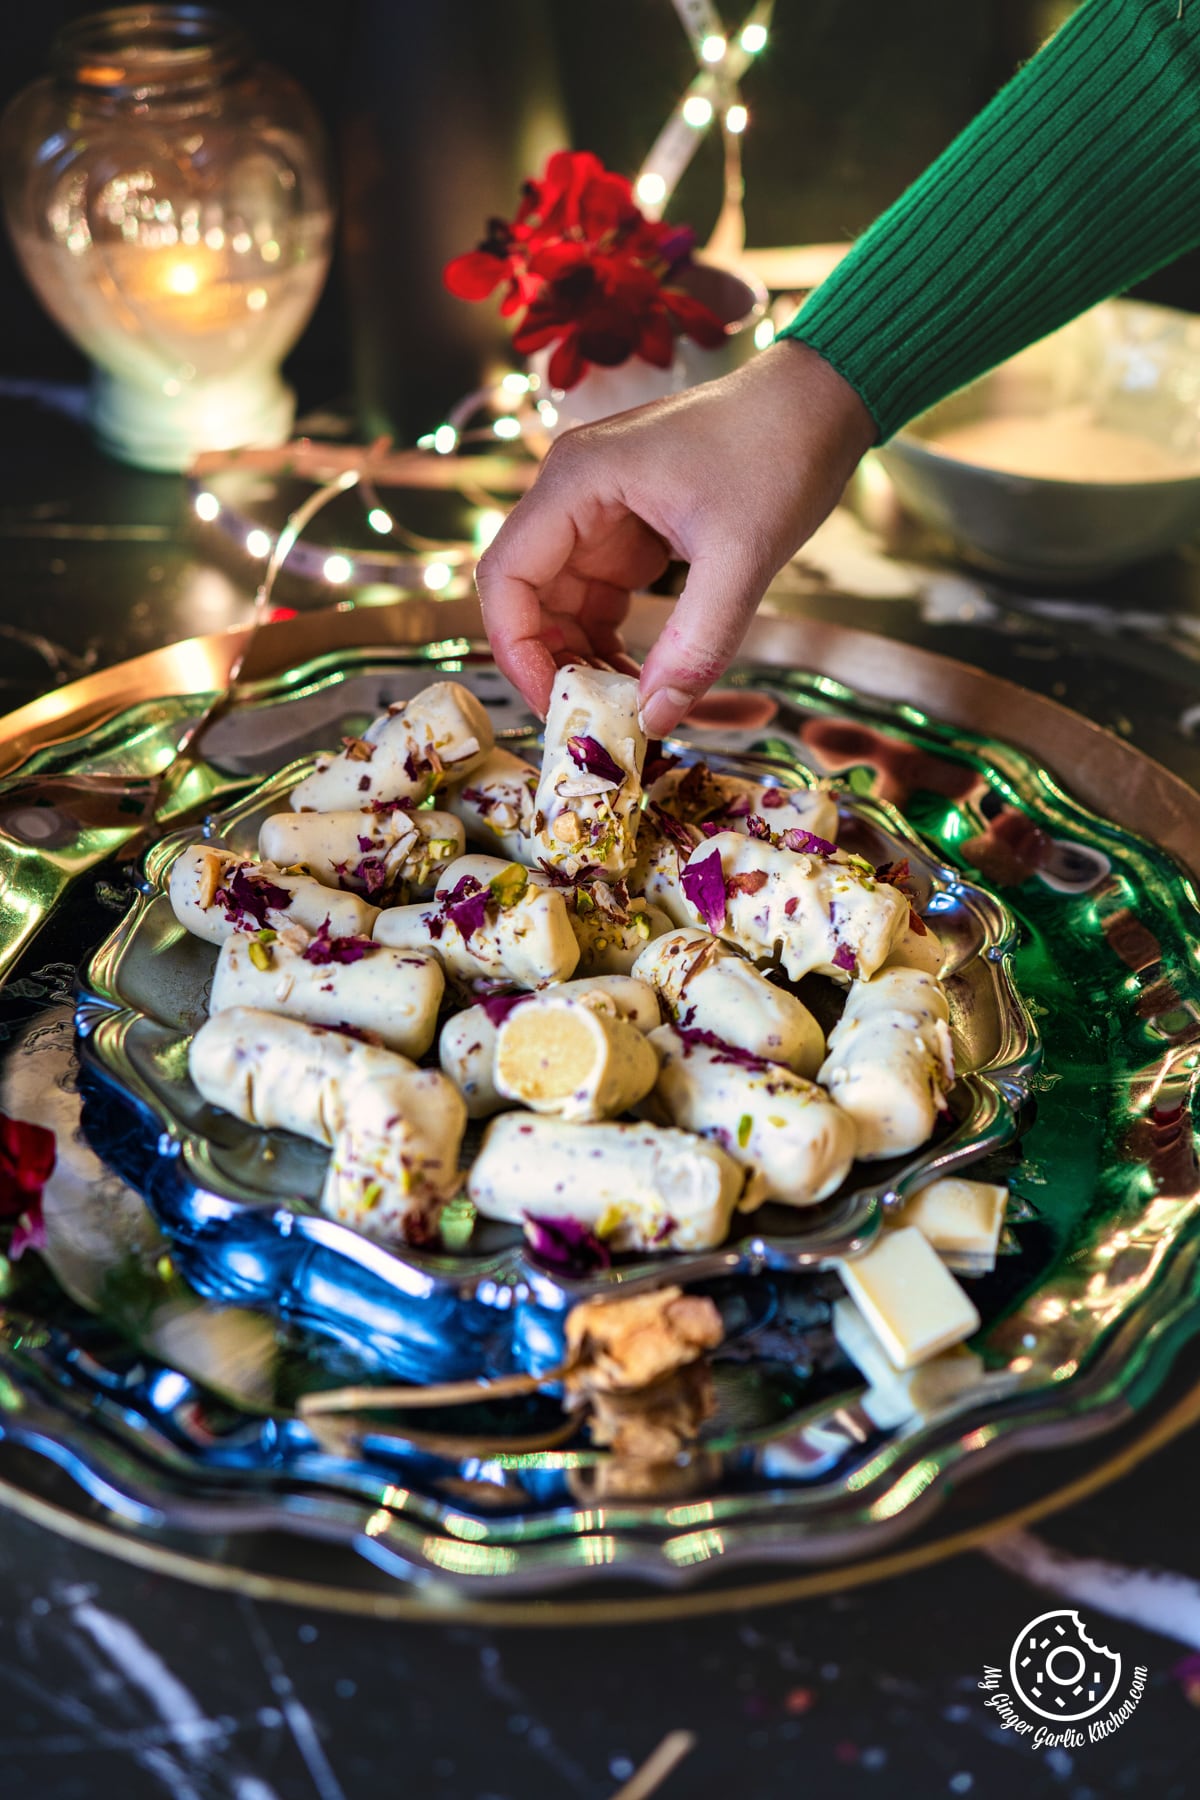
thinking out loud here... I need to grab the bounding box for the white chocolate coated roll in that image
[321,1063,465,1241]
[648,1024,857,1210]
[884,916,945,976]
[440,977,661,1119]
[468,1114,743,1252]
[632,928,824,1077]
[210,933,444,1058]
[531,666,646,878]
[434,853,548,896]
[374,884,579,989]
[569,897,673,974]
[493,996,660,1121]
[168,845,378,947]
[818,967,955,1159]
[289,682,493,812]
[649,764,839,845]
[445,746,540,863]
[258,808,463,900]
[678,831,909,982]
[189,1006,463,1153]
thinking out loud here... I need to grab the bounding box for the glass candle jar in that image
[1,5,335,470]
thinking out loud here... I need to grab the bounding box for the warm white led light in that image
[635,172,667,207]
[740,23,768,53]
[194,490,220,522]
[432,423,457,454]
[475,509,505,548]
[367,507,394,534]
[323,554,353,584]
[493,416,522,440]
[754,318,776,349]
[245,528,272,558]
[700,33,727,62]
[538,401,559,428]
[726,103,748,134]
[501,371,531,395]
[423,560,452,591]
[682,95,714,129]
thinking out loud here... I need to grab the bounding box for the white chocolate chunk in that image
[649,763,840,845]
[468,1114,743,1252]
[258,807,464,900]
[818,967,955,1159]
[445,746,540,862]
[648,1024,857,1210]
[374,868,579,989]
[530,665,646,878]
[210,933,444,1058]
[289,682,493,812]
[833,1297,985,1427]
[893,1177,1008,1274]
[168,844,378,947]
[678,831,910,982]
[440,977,661,1118]
[189,1008,466,1235]
[836,1225,980,1370]
[494,995,660,1121]
[633,927,824,1077]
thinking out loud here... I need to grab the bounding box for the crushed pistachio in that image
[594,1203,624,1240]
[737,1113,753,1148]
[488,862,529,909]
[248,939,274,972]
[363,1180,384,1211]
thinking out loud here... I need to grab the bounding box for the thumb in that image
[637,546,769,736]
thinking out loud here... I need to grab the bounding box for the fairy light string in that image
[186,4,773,595]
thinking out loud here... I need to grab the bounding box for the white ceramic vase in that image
[528,262,767,436]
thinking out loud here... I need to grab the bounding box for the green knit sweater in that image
[781,0,1200,441]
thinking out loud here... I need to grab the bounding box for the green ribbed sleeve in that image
[781,0,1200,441]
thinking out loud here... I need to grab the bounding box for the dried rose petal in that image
[523,1212,612,1274]
[219,864,293,929]
[480,991,531,1027]
[746,815,772,841]
[302,919,374,965]
[567,735,625,786]
[757,787,785,811]
[648,803,694,854]
[726,869,768,897]
[445,877,492,942]
[832,942,858,974]
[720,792,753,818]
[779,828,838,858]
[680,846,726,933]
[643,743,681,785]
[674,1024,771,1072]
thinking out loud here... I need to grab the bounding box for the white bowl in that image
[874,299,1200,582]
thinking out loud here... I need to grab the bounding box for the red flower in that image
[0,1112,54,1261]
[443,149,728,389]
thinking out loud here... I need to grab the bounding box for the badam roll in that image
[374,861,579,989]
[258,807,464,900]
[468,1114,744,1252]
[530,665,646,879]
[188,1007,465,1236]
[633,927,825,1078]
[677,830,910,982]
[445,746,540,863]
[493,994,660,1121]
[648,762,840,846]
[210,931,445,1059]
[439,976,661,1118]
[289,681,493,813]
[648,1023,857,1209]
[168,844,378,947]
[818,966,956,1159]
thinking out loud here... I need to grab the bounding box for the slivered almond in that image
[198,850,225,910]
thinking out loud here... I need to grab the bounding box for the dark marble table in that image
[3,391,1200,1800]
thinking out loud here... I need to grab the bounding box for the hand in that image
[475,339,877,734]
